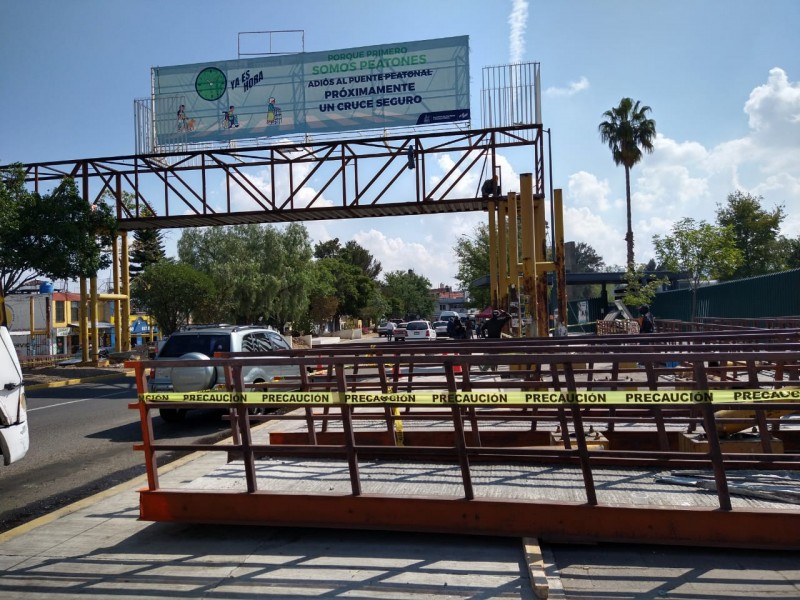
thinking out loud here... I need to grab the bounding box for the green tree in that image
[453,223,491,309]
[178,223,315,329]
[382,269,434,319]
[341,240,382,279]
[130,261,217,335]
[569,242,606,299]
[572,242,605,272]
[101,190,167,280]
[313,239,342,260]
[599,98,657,268]
[360,283,390,328]
[653,218,742,323]
[312,239,381,329]
[715,191,785,278]
[129,227,167,280]
[773,236,800,270]
[1,167,117,325]
[619,266,668,310]
[316,257,375,329]
[297,260,337,334]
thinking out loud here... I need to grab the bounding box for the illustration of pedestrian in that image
[267,97,278,124]
[224,105,239,128]
[177,104,188,131]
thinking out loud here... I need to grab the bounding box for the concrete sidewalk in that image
[2,438,798,599]
[7,369,800,599]
[0,435,541,600]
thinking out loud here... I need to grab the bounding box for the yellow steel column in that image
[554,189,568,332]
[112,235,121,353]
[519,173,536,337]
[121,231,131,351]
[79,277,88,363]
[534,192,549,336]
[487,200,499,309]
[497,197,508,311]
[507,191,522,336]
[90,277,100,365]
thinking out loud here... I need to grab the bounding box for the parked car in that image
[148,324,294,423]
[405,320,437,341]
[433,320,450,337]
[376,321,396,338]
[58,345,112,366]
[392,322,407,342]
[0,326,29,466]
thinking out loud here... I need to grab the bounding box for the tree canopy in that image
[715,191,786,279]
[653,218,742,321]
[312,238,381,328]
[382,269,434,320]
[453,223,491,309]
[116,191,167,279]
[177,223,315,329]
[1,166,117,325]
[130,261,216,336]
[566,242,607,300]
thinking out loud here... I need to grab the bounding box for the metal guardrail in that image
[127,331,800,549]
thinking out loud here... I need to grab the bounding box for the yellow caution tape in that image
[141,388,800,405]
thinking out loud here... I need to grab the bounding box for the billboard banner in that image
[152,36,470,146]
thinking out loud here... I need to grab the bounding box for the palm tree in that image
[599,98,657,268]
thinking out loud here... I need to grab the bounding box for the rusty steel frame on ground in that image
[127,330,800,549]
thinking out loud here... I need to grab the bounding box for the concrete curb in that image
[26,370,134,391]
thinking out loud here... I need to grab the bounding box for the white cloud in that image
[568,68,800,268]
[744,68,800,148]
[563,205,625,268]
[545,77,590,97]
[353,225,459,287]
[567,171,612,212]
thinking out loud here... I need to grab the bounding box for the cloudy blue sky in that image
[2,0,798,288]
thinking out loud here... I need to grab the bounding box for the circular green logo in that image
[195,67,227,101]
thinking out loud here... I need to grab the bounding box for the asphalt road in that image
[0,375,234,534]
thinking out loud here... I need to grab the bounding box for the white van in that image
[438,310,462,321]
[0,325,29,465]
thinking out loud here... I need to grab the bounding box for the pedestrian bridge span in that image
[127,329,800,549]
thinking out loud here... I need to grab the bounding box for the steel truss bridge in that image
[17,124,544,231]
[11,123,546,361]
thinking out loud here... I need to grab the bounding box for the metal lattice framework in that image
[16,124,544,232]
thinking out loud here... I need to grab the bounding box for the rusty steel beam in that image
[139,491,800,550]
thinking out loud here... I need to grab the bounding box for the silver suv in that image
[149,324,293,423]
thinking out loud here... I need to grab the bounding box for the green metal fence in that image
[568,269,800,329]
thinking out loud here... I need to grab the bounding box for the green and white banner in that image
[152,36,470,145]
